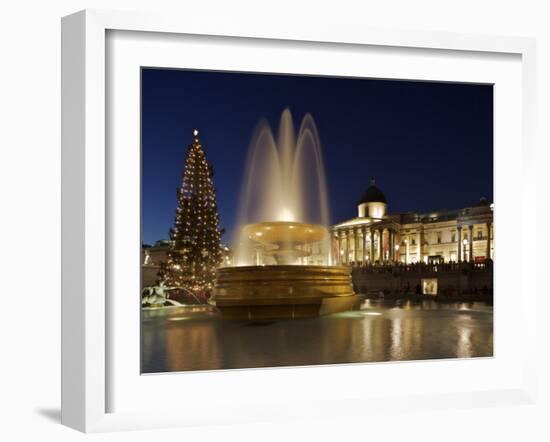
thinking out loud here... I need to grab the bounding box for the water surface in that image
[141,300,493,373]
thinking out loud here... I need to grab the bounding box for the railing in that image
[350,260,493,273]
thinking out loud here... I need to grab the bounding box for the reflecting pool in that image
[141,300,493,373]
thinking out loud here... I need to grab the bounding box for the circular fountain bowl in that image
[242,221,329,265]
[211,265,364,320]
[242,221,327,245]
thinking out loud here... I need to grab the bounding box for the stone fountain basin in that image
[211,265,363,320]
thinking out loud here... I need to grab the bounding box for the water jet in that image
[211,109,362,319]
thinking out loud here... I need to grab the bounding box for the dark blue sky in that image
[142,68,493,245]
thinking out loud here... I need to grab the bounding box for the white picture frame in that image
[61,9,537,433]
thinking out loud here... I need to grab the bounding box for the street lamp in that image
[462,238,468,262]
[394,244,400,264]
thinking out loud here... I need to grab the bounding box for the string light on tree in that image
[159,128,223,292]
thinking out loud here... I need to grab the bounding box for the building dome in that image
[475,196,490,206]
[358,178,387,204]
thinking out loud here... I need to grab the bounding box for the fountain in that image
[211,109,362,319]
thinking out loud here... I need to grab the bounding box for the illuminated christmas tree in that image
[162,129,223,292]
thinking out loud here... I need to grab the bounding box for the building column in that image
[350,229,354,264]
[339,231,344,264]
[406,236,410,264]
[393,231,397,262]
[468,225,474,262]
[381,229,385,262]
[362,227,367,263]
[345,230,350,265]
[395,231,401,262]
[333,230,340,265]
[354,228,359,264]
[416,230,422,263]
[486,222,492,260]
[376,229,379,262]
[377,228,383,263]
[457,226,462,262]
[330,231,336,265]
[327,230,336,265]
[369,228,374,263]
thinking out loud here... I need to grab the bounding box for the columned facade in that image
[331,180,493,266]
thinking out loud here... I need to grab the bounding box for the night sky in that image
[141,68,493,246]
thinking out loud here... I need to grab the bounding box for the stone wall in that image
[352,262,493,298]
[142,265,161,288]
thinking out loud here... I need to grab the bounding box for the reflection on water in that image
[141,300,493,373]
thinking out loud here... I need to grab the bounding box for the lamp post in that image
[395,244,400,264]
[462,238,468,262]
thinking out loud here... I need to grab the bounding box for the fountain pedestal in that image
[211,264,363,320]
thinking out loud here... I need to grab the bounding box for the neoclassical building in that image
[331,179,493,265]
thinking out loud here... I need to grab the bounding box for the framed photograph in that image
[61,9,537,432]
